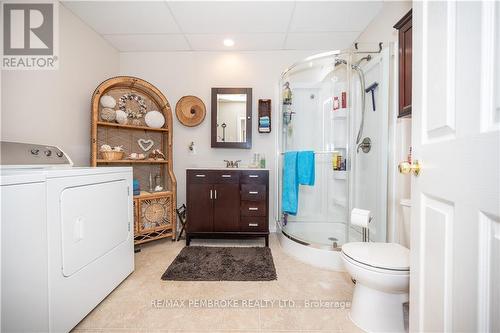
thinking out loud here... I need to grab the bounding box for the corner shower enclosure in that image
[277,48,390,268]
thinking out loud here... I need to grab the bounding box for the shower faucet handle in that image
[357,137,372,153]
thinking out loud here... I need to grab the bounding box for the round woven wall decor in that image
[175,95,206,127]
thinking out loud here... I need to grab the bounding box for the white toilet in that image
[342,200,411,332]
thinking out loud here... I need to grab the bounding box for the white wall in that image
[356,1,412,45]
[355,1,412,245]
[1,4,119,166]
[119,50,316,230]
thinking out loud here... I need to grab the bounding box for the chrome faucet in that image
[224,160,241,168]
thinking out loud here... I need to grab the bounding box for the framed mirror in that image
[211,87,252,149]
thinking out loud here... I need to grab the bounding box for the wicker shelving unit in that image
[91,76,177,245]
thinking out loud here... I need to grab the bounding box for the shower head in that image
[354,55,372,67]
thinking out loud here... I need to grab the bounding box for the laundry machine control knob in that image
[30,148,39,155]
[44,150,52,157]
[56,151,64,158]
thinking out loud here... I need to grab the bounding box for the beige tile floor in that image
[73,233,362,333]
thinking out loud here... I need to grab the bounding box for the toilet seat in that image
[341,242,409,272]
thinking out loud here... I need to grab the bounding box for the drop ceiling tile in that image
[290,1,383,32]
[186,33,286,51]
[285,32,359,51]
[104,34,190,52]
[62,1,180,34]
[168,1,295,34]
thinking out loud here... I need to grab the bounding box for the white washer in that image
[1,141,134,332]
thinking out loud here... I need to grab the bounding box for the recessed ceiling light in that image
[223,38,235,47]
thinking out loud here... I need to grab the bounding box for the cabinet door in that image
[213,183,240,232]
[187,183,213,232]
[394,10,412,117]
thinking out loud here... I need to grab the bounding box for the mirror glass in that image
[211,88,252,149]
[216,94,247,143]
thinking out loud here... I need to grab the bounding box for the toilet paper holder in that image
[362,216,373,242]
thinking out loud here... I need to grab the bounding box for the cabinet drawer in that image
[187,170,213,183]
[241,184,266,201]
[212,171,240,184]
[240,170,268,184]
[240,217,268,232]
[241,201,267,217]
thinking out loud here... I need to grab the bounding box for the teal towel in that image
[260,116,270,121]
[259,119,270,125]
[282,152,298,215]
[282,150,315,215]
[297,151,315,185]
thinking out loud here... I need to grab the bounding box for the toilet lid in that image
[341,242,410,271]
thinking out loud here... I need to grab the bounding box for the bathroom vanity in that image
[186,168,269,246]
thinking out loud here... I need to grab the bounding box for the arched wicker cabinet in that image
[91,76,177,244]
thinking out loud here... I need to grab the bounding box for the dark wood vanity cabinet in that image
[186,169,269,246]
[394,9,412,118]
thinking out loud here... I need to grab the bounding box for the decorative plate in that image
[140,196,171,230]
[175,95,206,127]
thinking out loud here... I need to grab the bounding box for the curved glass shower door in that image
[278,51,352,248]
[277,49,390,250]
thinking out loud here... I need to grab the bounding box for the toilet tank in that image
[400,199,411,248]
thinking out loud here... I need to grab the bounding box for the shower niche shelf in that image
[333,171,348,180]
[333,109,348,119]
[333,197,347,207]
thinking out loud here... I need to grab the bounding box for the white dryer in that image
[1,141,134,332]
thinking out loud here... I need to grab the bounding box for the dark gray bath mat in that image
[161,246,277,281]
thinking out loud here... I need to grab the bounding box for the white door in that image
[411,1,500,332]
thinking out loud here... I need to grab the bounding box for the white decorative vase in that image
[115,110,128,125]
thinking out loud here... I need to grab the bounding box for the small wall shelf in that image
[333,108,347,119]
[333,171,348,180]
[333,197,347,207]
[258,99,272,133]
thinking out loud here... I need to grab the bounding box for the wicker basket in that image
[100,151,124,161]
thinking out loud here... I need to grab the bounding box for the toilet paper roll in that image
[351,208,372,228]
